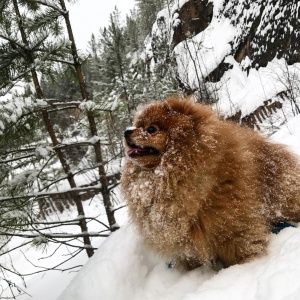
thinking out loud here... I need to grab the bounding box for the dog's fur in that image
[121,96,300,269]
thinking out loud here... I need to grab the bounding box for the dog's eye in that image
[146,126,157,134]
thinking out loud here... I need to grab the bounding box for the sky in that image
[68,0,136,52]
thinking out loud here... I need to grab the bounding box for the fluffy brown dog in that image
[121,96,300,270]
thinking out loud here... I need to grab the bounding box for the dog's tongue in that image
[127,148,148,156]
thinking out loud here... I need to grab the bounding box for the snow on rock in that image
[271,114,300,156]
[213,58,300,118]
[59,224,300,300]
[174,16,235,86]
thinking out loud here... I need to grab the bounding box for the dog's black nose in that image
[124,129,134,138]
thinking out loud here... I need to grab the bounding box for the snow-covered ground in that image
[0,197,127,300]
[59,225,300,300]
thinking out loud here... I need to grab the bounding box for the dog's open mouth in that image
[127,142,159,157]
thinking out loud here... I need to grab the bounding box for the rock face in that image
[173,0,300,69]
[224,0,300,68]
[152,0,299,129]
[172,0,213,47]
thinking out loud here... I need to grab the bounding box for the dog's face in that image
[124,100,196,169]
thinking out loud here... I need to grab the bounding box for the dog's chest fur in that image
[122,162,196,252]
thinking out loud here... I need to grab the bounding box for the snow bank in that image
[214,58,300,118]
[272,114,300,156]
[59,224,300,300]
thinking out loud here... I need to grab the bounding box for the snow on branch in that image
[0,232,110,239]
[0,185,103,203]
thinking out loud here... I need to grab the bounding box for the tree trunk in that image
[12,0,94,257]
[59,0,118,231]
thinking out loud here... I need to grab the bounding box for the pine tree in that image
[88,3,181,139]
[0,0,68,230]
[92,8,132,114]
[0,0,106,261]
[134,0,169,38]
[0,0,68,96]
[126,9,141,51]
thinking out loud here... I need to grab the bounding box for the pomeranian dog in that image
[121,96,300,270]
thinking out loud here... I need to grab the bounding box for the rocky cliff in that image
[148,0,300,132]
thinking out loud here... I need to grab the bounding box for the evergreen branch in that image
[36,160,118,193]
[26,0,66,14]
[46,105,80,113]
[1,147,37,156]
[54,140,104,150]
[37,174,69,192]
[0,217,109,229]
[0,252,83,278]
[20,248,83,275]
[3,223,80,232]
[46,57,75,66]
[0,266,31,299]
[0,34,28,51]
[110,203,127,212]
[0,185,103,202]
[0,231,109,238]
[0,69,34,95]
[44,100,81,106]
[108,182,121,191]
[0,153,36,163]
[0,241,32,257]
[0,108,39,138]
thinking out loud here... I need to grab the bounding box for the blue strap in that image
[272,222,296,234]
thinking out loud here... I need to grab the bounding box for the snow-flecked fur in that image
[121,96,300,269]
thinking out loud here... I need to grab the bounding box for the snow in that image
[8,169,40,188]
[170,0,300,122]
[213,58,300,118]
[35,146,54,158]
[78,100,95,111]
[174,17,235,86]
[272,114,300,156]
[0,198,127,299]
[87,136,101,144]
[59,224,300,300]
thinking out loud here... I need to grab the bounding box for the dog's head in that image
[124,96,214,169]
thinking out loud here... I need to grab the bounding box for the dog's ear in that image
[162,102,175,115]
[164,96,195,116]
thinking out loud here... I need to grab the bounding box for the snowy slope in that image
[0,200,127,300]
[58,116,300,300]
[272,114,300,155]
[59,224,300,300]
